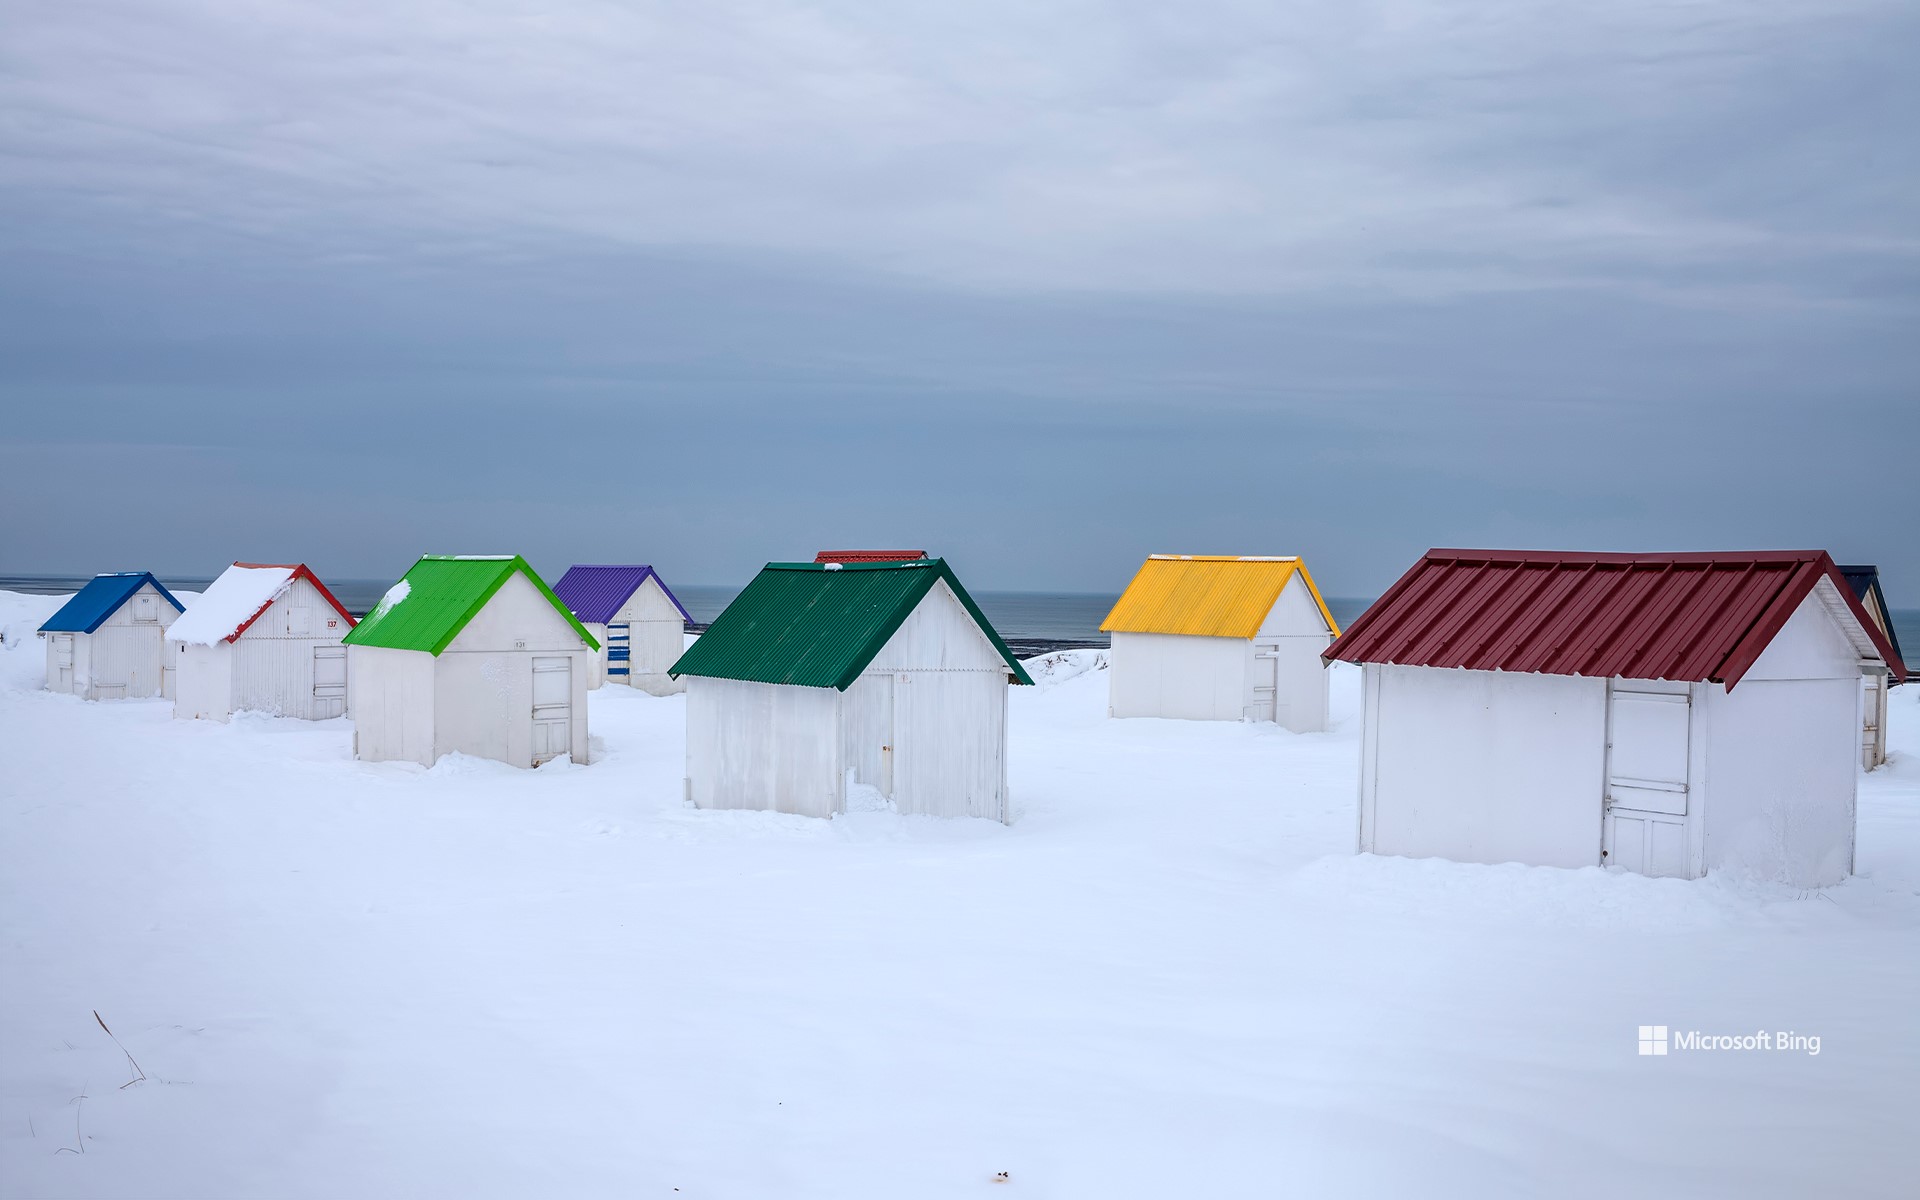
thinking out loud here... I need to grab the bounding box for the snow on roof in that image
[166,565,297,645]
[368,579,411,620]
[165,563,357,645]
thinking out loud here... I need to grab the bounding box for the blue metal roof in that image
[1838,565,1903,665]
[38,573,184,634]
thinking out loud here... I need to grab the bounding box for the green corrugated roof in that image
[342,555,599,656]
[670,559,1032,689]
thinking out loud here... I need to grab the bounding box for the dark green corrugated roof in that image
[670,559,1031,689]
[342,555,599,656]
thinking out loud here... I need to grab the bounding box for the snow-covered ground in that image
[2,593,1916,1198]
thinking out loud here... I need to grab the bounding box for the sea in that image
[3,574,1914,661]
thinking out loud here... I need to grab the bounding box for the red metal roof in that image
[813,550,928,563]
[229,563,357,642]
[1326,549,1906,688]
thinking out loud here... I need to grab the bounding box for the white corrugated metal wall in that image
[686,677,843,816]
[172,642,233,720]
[348,645,437,765]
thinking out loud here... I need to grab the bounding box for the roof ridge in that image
[1146,554,1300,562]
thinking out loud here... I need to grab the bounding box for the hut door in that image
[312,646,347,718]
[1863,674,1886,771]
[1247,642,1280,722]
[1602,684,1691,877]
[52,634,74,691]
[531,657,573,764]
[605,623,631,681]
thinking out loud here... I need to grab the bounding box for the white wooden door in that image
[1602,685,1691,877]
[887,673,911,808]
[531,657,572,765]
[312,645,347,719]
[1863,674,1886,771]
[1246,643,1280,722]
[52,634,74,691]
[878,675,898,796]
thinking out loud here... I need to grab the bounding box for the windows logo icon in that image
[1638,1026,1669,1056]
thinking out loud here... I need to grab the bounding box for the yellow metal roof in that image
[1100,555,1339,640]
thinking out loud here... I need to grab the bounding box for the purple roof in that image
[552,565,691,626]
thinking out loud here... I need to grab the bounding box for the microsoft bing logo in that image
[1638,1026,1669,1055]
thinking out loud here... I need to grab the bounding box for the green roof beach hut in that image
[344,556,599,768]
[671,558,1031,822]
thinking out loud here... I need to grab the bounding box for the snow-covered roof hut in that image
[1838,564,1903,771]
[551,565,692,695]
[38,572,184,700]
[1100,555,1339,731]
[167,563,357,722]
[1327,549,1908,887]
[671,558,1032,822]
[343,556,599,768]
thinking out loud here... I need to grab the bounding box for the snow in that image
[164,566,296,646]
[366,578,410,621]
[1,590,1916,1197]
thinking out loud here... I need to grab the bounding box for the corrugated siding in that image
[1102,556,1335,640]
[892,670,1009,821]
[686,676,843,816]
[349,645,437,765]
[1327,549,1903,688]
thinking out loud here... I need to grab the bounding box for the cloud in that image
[3,0,1915,301]
[0,2,1914,595]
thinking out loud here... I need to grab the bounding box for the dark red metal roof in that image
[1325,549,1906,688]
[813,550,928,564]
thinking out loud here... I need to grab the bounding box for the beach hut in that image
[343,556,599,768]
[1838,565,1903,771]
[671,558,1032,822]
[1100,555,1339,731]
[814,550,928,563]
[167,563,357,722]
[551,565,692,694]
[1326,550,1907,887]
[38,572,185,700]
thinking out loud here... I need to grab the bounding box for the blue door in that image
[606,623,631,681]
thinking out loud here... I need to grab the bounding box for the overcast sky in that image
[2,0,1915,598]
